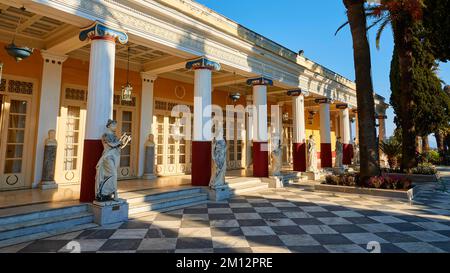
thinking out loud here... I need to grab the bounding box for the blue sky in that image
[196,0,450,147]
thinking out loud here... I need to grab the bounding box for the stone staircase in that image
[122,187,208,216]
[0,202,97,249]
[227,177,269,196]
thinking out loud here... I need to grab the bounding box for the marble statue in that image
[335,137,343,168]
[95,119,131,202]
[353,137,360,165]
[210,137,227,189]
[41,129,58,189]
[307,135,318,172]
[271,134,282,176]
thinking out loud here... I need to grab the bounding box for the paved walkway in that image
[2,168,450,253]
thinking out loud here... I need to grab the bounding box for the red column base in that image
[191,141,212,186]
[320,143,332,168]
[253,142,269,177]
[80,139,103,202]
[343,144,353,165]
[293,142,306,172]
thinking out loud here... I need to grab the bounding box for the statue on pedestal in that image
[271,134,282,176]
[353,137,360,165]
[143,133,156,179]
[335,137,343,168]
[210,136,227,189]
[95,119,131,202]
[41,129,58,189]
[307,135,318,172]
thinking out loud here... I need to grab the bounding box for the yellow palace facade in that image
[0,0,388,200]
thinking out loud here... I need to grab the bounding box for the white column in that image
[319,102,331,144]
[274,102,284,143]
[245,95,253,168]
[292,94,306,144]
[253,85,268,142]
[78,22,128,202]
[34,51,67,187]
[138,73,157,177]
[85,38,116,139]
[193,68,212,142]
[340,107,351,144]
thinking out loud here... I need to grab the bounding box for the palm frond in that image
[375,18,390,50]
[335,21,349,36]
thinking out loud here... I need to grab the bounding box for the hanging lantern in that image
[5,7,34,62]
[282,112,289,121]
[121,82,133,102]
[121,45,133,102]
[229,92,241,103]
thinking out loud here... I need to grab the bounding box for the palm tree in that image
[341,0,381,181]
[380,138,402,168]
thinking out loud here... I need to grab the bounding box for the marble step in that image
[227,177,262,185]
[0,202,89,226]
[128,193,208,215]
[123,187,203,204]
[0,223,98,250]
[130,200,208,219]
[0,211,94,241]
[230,183,269,196]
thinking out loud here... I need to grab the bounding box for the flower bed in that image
[316,173,416,200]
[381,163,438,183]
[323,173,412,190]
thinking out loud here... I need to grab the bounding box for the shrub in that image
[412,162,437,175]
[324,173,412,190]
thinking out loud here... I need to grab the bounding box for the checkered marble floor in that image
[2,180,450,253]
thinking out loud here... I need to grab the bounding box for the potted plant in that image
[380,138,402,169]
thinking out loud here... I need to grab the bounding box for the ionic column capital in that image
[336,103,349,110]
[315,98,333,104]
[40,50,68,64]
[287,89,309,97]
[186,57,221,71]
[79,21,128,44]
[246,76,273,87]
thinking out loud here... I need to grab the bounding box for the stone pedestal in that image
[305,171,321,181]
[264,176,284,188]
[332,167,346,175]
[143,144,156,180]
[208,185,231,201]
[40,132,58,190]
[92,199,129,226]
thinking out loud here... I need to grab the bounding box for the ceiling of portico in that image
[68,42,171,70]
[0,5,70,48]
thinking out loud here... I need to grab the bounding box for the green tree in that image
[390,24,450,144]
[368,0,425,172]
[422,0,450,62]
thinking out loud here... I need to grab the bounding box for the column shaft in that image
[34,51,67,187]
[192,68,213,186]
[292,94,306,172]
[138,74,157,177]
[80,38,117,202]
[252,84,269,177]
[319,102,332,168]
[340,107,352,165]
